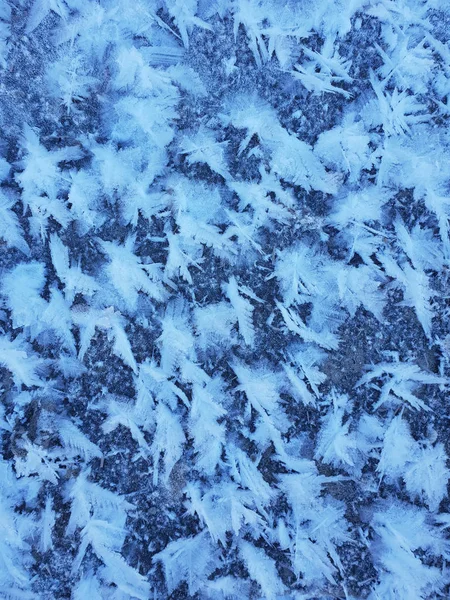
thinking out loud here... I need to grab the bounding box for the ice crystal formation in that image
[1,1,450,599]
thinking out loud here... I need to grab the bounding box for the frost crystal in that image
[1,1,449,598]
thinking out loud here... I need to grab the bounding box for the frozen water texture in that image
[0,0,450,599]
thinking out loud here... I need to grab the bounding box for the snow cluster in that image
[1,0,450,598]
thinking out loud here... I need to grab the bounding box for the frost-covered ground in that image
[1,1,450,599]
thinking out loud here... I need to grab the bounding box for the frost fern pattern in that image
[0,1,450,599]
